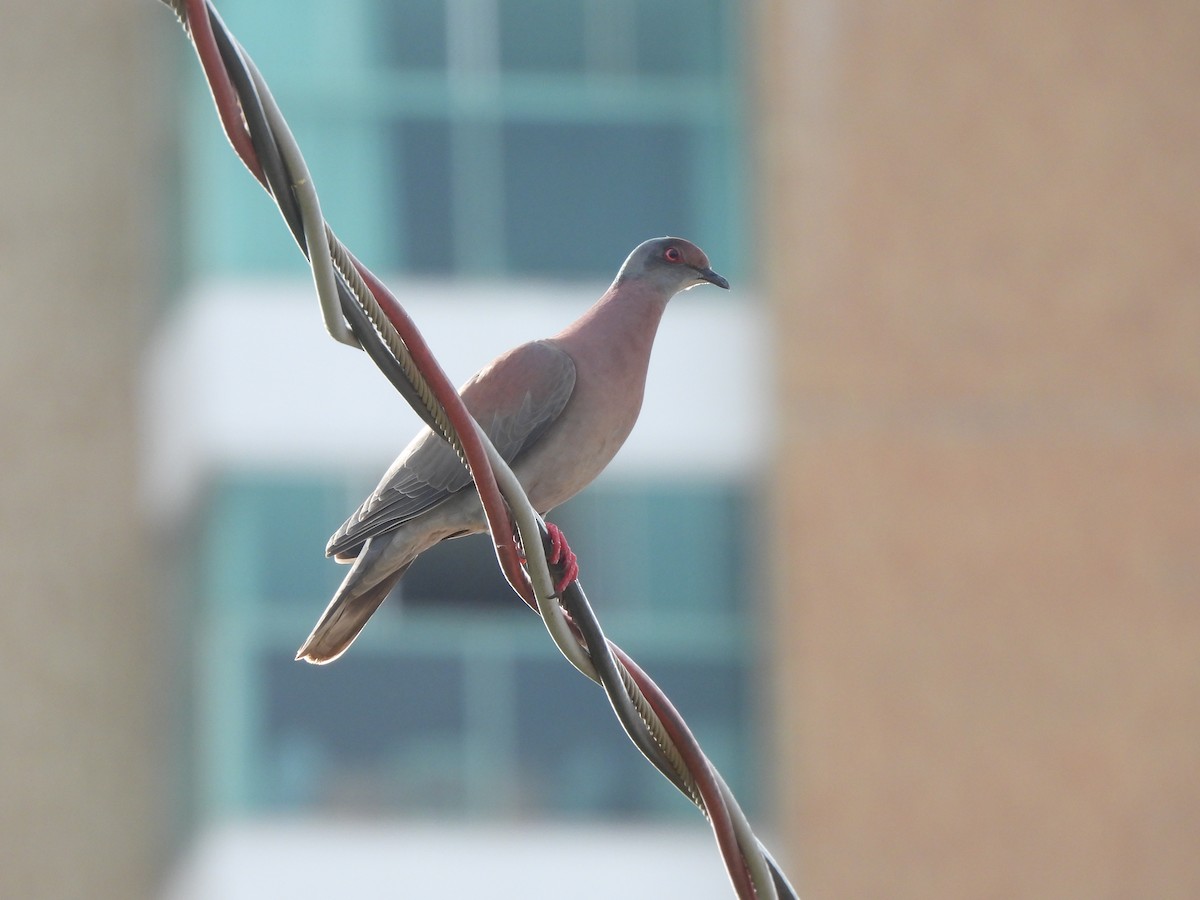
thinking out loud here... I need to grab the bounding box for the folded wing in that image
[326,340,576,560]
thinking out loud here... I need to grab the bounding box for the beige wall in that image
[760,1,1200,897]
[0,4,168,897]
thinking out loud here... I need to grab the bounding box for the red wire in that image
[185,0,265,185]
[614,646,759,898]
[349,260,534,603]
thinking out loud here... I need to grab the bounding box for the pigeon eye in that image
[664,246,683,263]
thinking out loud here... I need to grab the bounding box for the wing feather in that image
[327,340,575,559]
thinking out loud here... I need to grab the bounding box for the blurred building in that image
[3,1,1198,898]
[0,3,167,898]
[760,1,1200,896]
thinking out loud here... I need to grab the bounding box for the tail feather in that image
[296,544,411,664]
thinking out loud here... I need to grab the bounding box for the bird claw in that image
[545,522,579,595]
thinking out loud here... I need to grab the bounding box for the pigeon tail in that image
[296,540,411,664]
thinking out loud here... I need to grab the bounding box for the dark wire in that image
[208,5,302,240]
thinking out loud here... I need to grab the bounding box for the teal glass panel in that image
[637,482,750,614]
[499,0,587,74]
[401,532,523,609]
[193,469,754,818]
[222,476,348,609]
[260,652,467,811]
[395,483,749,616]
[502,121,692,277]
[375,0,448,70]
[513,656,681,816]
[513,655,754,817]
[634,0,725,76]
[550,482,750,615]
[184,0,742,281]
[638,657,756,808]
[390,118,456,273]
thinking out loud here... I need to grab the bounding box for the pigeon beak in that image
[696,267,730,289]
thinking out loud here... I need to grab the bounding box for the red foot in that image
[545,522,579,595]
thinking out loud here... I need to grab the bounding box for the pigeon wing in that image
[327,340,576,559]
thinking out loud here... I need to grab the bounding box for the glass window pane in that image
[639,483,749,614]
[513,657,684,815]
[401,532,524,610]
[634,0,724,76]
[216,476,346,608]
[390,118,455,273]
[188,2,738,280]
[499,0,587,74]
[502,121,693,277]
[261,653,465,810]
[551,483,749,615]
[375,0,448,70]
[513,654,754,816]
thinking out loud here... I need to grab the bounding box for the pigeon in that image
[297,237,729,663]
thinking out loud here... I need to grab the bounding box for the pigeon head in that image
[616,237,730,294]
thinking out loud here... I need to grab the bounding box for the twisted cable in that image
[159,2,793,896]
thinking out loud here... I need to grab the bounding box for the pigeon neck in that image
[554,279,672,363]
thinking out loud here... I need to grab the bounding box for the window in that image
[190,475,758,819]
[186,0,743,280]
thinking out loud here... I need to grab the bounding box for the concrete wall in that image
[760,1,1200,896]
[0,4,169,896]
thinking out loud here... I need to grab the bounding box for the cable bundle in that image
[159,2,798,896]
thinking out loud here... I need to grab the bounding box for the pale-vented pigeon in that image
[297,237,729,664]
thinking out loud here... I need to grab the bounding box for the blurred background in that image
[2,0,1197,897]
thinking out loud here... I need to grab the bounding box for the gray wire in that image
[240,46,358,347]
[713,769,782,900]
[478,430,599,679]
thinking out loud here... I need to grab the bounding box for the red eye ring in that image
[664,246,683,263]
